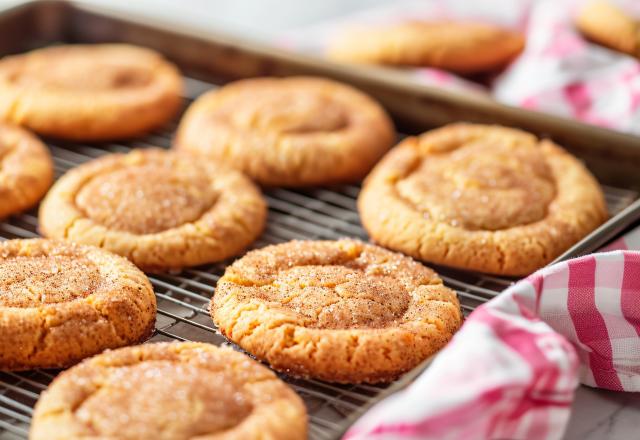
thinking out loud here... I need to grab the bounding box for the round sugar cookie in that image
[0,238,156,370]
[326,21,525,73]
[358,123,608,276]
[39,149,267,271]
[212,239,462,383]
[0,122,53,219]
[0,44,182,140]
[30,342,307,440]
[175,76,395,187]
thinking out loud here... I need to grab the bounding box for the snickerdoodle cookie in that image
[39,149,266,271]
[0,44,182,140]
[174,76,395,187]
[358,123,608,276]
[326,21,525,73]
[211,239,462,383]
[0,239,156,371]
[0,122,53,219]
[30,342,307,440]
[576,1,640,58]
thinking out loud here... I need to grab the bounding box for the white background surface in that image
[1,0,389,38]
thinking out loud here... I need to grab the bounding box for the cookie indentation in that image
[175,76,395,187]
[0,239,156,371]
[358,123,608,276]
[30,342,308,440]
[8,63,152,91]
[39,149,266,270]
[0,44,182,141]
[228,91,349,134]
[75,361,252,437]
[396,136,556,230]
[76,166,217,234]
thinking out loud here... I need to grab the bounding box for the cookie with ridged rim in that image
[38,148,266,271]
[358,123,608,276]
[30,342,307,440]
[576,0,640,58]
[0,239,156,370]
[211,239,462,383]
[174,76,395,187]
[0,122,53,219]
[0,44,182,140]
[326,21,525,73]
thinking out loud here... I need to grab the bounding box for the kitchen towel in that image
[344,225,640,440]
[280,0,640,134]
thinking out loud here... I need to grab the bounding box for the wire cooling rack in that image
[0,76,637,440]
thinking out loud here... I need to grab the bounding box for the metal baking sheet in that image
[0,2,639,439]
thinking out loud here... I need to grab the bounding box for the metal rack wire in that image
[0,76,637,440]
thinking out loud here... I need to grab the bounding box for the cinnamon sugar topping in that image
[75,361,252,437]
[0,255,99,308]
[396,129,556,230]
[224,239,442,330]
[75,165,217,235]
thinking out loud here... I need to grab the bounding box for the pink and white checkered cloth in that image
[344,225,640,440]
[280,0,640,134]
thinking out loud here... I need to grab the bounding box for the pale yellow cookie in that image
[358,123,608,276]
[212,239,462,383]
[175,76,395,187]
[0,44,182,140]
[326,21,525,73]
[30,342,307,440]
[0,122,53,219]
[576,0,640,57]
[0,239,156,371]
[39,149,267,271]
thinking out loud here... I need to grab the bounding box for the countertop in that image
[0,0,638,438]
[566,386,640,439]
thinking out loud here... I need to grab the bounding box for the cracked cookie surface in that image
[0,122,53,219]
[0,239,156,370]
[174,76,395,187]
[358,123,609,276]
[211,239,462,383]
[326,21,525,73]
[0,44,182,140]
[30,342,307,440]
[38,148,267,271]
